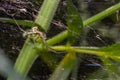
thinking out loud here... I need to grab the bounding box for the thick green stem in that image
[10,0,61,79]
[14,39,39,76]
[35,0,60,31]
[13,31,68,77]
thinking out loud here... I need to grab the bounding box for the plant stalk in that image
[9,0,61,79]
[83,2,120,27]
[35,0,60,31]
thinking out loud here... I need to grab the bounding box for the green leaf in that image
[66,0,83,44]
[86,43,120,80]
[81,43,120,62]
[48,52,76,80]
[100,44,120,61]
[101,57,120,77]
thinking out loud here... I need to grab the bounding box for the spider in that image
[26,27,61,53]
[23,26,46,42]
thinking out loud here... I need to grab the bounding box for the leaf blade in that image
[48,52,76,80]
[66,0,83,44]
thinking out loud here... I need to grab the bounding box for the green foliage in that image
[100,44,120,61]
[48,52,76,80]
[87,57,120,80]
[0,0,120,80]
[66,0,83,44]
[0,49,30,80]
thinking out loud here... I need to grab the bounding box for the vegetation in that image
[0,0,120,80]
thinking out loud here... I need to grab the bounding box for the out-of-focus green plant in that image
[0,49,30,80]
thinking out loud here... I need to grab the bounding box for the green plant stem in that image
[10,0,61,79]
[13,31,68,77]
[83,2,120,27]
[35,0,60,31]
[46,31,68,45]
[51,46,107,57]
[14,38,39,76]
[0,18,35,27]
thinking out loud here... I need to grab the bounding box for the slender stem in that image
[46,31,68,45]
[51,46,107,57]
[46,2,120,44]
[83,2,120,27]
[51,45,120,61]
